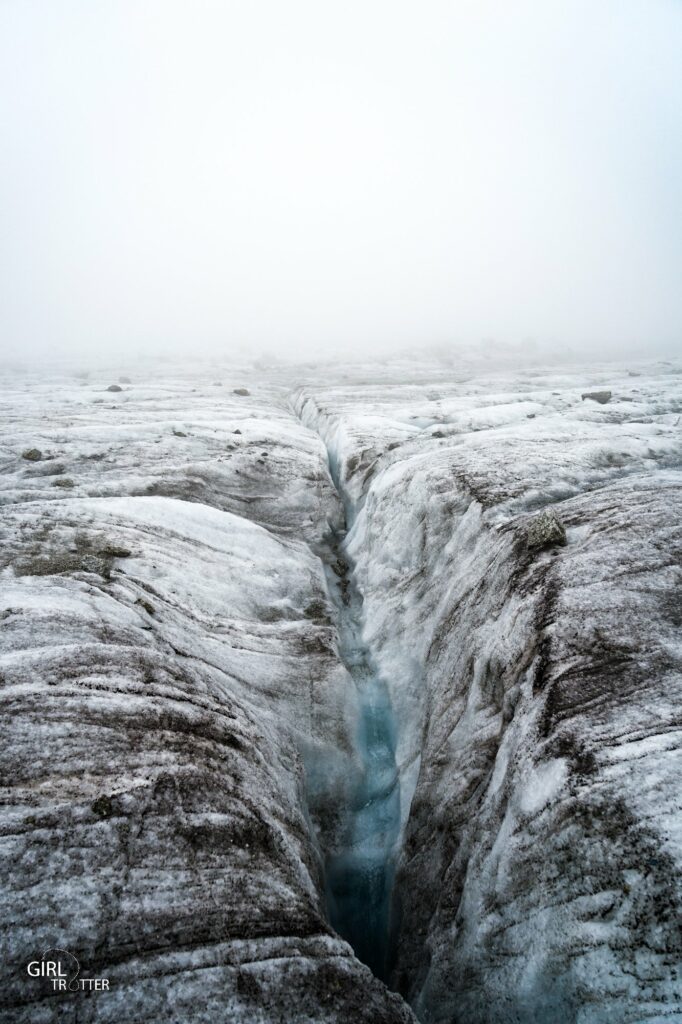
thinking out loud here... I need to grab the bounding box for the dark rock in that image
[14,555,79,577]
[107,384,123,393]
[91,795,114,819]
[80,555,111,576]
[233,388,250,396]
[14,552,110,579]
[173,429,187,437]
[526,510,567,549]
[98,545,132,558]
[303,600,329,621]
[581,390,612,404]
[52,478,75,488]
[21,448,42,461]
[136,597,156,616]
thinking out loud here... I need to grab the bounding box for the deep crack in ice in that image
[304,409,403,981]
[322,530,401,980]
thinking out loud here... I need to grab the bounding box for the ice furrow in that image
[292,393,404,981]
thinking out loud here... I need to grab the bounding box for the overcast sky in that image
[1,0,681,363]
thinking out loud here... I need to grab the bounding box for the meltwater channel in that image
[323,530,401,980]
[320,445,402,981]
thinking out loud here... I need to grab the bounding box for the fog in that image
[1,0,681,365]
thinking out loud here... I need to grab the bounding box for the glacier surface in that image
[1,356,680,1023]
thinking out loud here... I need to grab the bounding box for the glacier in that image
[0,356,680,1023]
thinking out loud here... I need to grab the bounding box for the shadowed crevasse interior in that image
[322,532,401,981]
[300,413,403,983]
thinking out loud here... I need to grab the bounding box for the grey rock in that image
[14,551,110,578]
[79,554,111,575]
[106,384,123,393]
[526,509,567,549]
[21,448,42,461]
[98,545,132,558]
[233,387,250,396]
[581,390,612,404]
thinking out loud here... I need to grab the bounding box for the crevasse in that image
[295,392,402,981]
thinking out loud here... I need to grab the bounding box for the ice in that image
[294,356,682,1021]
[1,355,680,1023]
[0,365,416,1024]
[321,542,401,981]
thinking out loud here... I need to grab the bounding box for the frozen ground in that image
[0,356,680,1023]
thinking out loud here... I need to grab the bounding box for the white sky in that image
[1,0,681,362]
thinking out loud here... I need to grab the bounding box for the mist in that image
[1,0,681,365]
